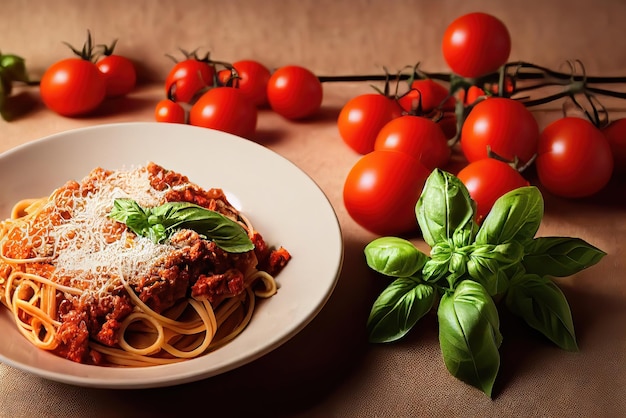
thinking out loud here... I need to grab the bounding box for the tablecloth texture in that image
[1,1,625,417]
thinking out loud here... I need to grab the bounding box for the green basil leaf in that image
[522,237,606,277]
[109,198,149,235]
[438,280,502,397]
[416,169,477,247]
[505,273,578,351]
[364,237,428,277]
[476,186,543,245]
[368,278,435,343]
[467,242,524,296]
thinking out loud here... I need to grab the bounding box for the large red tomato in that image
[232,60,272,107]
[442,12,511,78]
[461,97,539,166]
[374,115,451,170]
[343,150,431,236]
[189,87,258,138]
[165,59,215,104]
[40,58,106,116]
[536,117,613,198]
[266,65,323,120]
[456,158,529,223]
[338,93,403,154]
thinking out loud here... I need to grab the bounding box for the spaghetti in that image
[0,163,290,366]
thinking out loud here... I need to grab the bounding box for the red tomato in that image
[155,99,186,124]
[337,93,402,154]
[461,97,539,166]
[232,60,272,107]
[457,158,529,223]
[165,59,215,103]
[442,12,511,78]
[601,118,626,175]
[189,87,257,138]
[456,85,486,106]
[536,117,613,198]
[343,150,431,236]
[40,58,106,116]
[397,78,455,113]
[267,65,323,120]
[96,54,136,97]
[374,115,451,170]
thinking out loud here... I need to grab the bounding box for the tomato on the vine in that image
[601,118,626,175]
[267,65,323,120]
[442,12,511,78]
[397,78,455,114]
[337,93,402,154]
[165,57,215,103]
[189,86,257,138]
[40,58,106,116]
[232,60,271,107]
[536,117,613,198]
[461,97,539,166]
[374,115,451,170]
[155,99,186,124]
[96,41,136,97]
[456,158,529,223]
[343,150,430,236]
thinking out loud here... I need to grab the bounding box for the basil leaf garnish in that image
[438,280,502,398]
[109,199,254,253]
[367,277,435,343]
[365,237,428,278]
[505,273,578,351]
[522,237,606,277]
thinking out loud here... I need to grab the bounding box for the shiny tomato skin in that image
[461,97,539,165]
[442,12,511,78]
[338,93,403,154]
[189,87,257,138]
[155,99,186,124]
[96,55,137,97]
[374,115,451,170]
[267,65,323,120]
[398,78,455,113]
[40,58,106,117]
[601,118,626,175]
[165,59,215,103]
[343,150,431,236]
[536,117,613,198]
[232,60,272,107]
[457,158,529,223]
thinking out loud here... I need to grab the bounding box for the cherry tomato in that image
[456,85,486,106]
[343,150,431,236]
[397,78,455,114]
[442,12,511,78]
[457,158,529,223]
[40,58,106,116]
[165,59,215,103]
[232,60,272,107]
[189,87,257,138]
[337,93,402,154]
[155,99,186,124]
[96,54,136,97]
[374,115,451,170]
[461,97,539,166]
[536,117,613,198]
[601,118,626,175]
[267,65,323,120]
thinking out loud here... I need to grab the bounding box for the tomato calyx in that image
[63,30,100,62]
[486,146,536,173]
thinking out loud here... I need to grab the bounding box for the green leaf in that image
[364,237,428,277]
[109,199,254,253]
[505,273,578,351]
[438,280,502,397]
[476,186,543,245]
[416,169,477,247]
[368,278,435,343]
[467,242,524,295]
[522,237,606,277]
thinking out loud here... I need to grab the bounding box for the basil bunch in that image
[109,199,254,253]
[365,169,606,397]
[0,52,31,120]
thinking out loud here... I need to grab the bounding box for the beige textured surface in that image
[1,1,626,417]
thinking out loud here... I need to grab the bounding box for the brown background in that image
[1,1,626,417]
